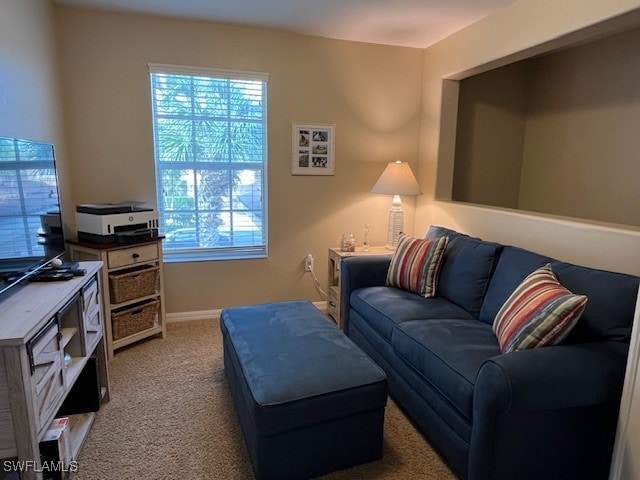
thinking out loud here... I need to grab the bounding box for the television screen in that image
[0,136,64,295]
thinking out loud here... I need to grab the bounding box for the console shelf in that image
[67,412,95,461]
[60,327,77,349]
[0,261,110,480]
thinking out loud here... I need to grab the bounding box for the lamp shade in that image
[371,161,421,196]
[372,161,421,250]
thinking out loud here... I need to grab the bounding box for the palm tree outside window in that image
[148,65,268,262]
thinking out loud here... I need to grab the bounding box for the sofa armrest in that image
[470,341,629,479]
[340,256,391,334]
[475,341,628,413]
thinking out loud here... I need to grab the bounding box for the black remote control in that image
[53,268,86,276]
[29,272,75,282]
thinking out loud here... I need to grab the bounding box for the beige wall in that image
[53,6,423,313]
[8,0,638,297]
[453,61,529,208]
[452,23,640,227]
[0,0,72,234]
[419,0,640,276]
[519,25,640,225]
[1,0,60,140]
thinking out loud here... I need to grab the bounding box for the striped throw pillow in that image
[386,235,448,297]
[492,264,587,353]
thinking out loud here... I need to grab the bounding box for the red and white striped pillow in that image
[492,264,587,353]
[386,235,448,297]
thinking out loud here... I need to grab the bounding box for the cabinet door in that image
[27,318,65,432]
[82,276,102,352]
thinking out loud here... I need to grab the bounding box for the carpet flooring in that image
[73,318,457,480]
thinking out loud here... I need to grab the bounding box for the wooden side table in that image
[327,246,392,329]
[67,238,166,359]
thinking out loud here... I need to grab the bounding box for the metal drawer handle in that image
[132,253,140,259]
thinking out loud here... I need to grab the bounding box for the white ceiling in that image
[52,0,519,48]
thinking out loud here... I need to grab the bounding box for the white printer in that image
[76,204,159,244]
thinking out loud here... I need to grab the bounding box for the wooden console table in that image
[0,262,110,480]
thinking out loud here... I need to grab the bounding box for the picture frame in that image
[292,124,335,175]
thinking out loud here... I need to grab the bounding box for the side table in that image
[327,246,392,329]
[67,238,167,359]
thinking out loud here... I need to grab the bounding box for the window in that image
[148,64,268,262]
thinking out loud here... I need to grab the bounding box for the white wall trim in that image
[166,309,221,323]
[313,301,328,314]
[166,301,328,323]
[609,287,640,480]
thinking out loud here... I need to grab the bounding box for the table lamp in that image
[371,160,421,250]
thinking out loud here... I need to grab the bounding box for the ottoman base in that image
[221,301,387,480]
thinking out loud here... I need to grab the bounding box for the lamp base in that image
[385,208,404,250]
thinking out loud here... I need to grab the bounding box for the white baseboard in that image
[314,301,328,314]
[166,301,328,323]
[166,309,220,323]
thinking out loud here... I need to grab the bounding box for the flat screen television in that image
[0,136,64,297]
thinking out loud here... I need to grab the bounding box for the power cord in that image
[307,265,327,298]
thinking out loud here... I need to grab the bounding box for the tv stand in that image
[0,262,110,480]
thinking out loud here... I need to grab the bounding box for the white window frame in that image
[148,64,268,262]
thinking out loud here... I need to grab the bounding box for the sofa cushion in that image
[493,264,587,353]
[426,225,474,242]
[426,226,501,318]
[350,286,476,342]
[386,235,448,297]
[551,261,639,343]
[479,246,552,324]
[391,319,500,419]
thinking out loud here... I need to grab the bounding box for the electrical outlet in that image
[305,254,314,272]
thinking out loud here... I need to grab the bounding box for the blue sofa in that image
[341,226,639,480]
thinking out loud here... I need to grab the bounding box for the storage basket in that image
[109,265,159,304]
[111,299,158,341]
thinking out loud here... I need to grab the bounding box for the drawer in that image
[107,243,159,269]
[328,290,340,323]
[27,318,65,431]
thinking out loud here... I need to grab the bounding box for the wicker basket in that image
[109,265,159,304]
[111,299,159,341]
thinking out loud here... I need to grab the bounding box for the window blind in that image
[148,65,268,262]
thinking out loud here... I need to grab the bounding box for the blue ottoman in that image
[221,301,387,480]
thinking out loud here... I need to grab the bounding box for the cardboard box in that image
[39,417,71,479]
